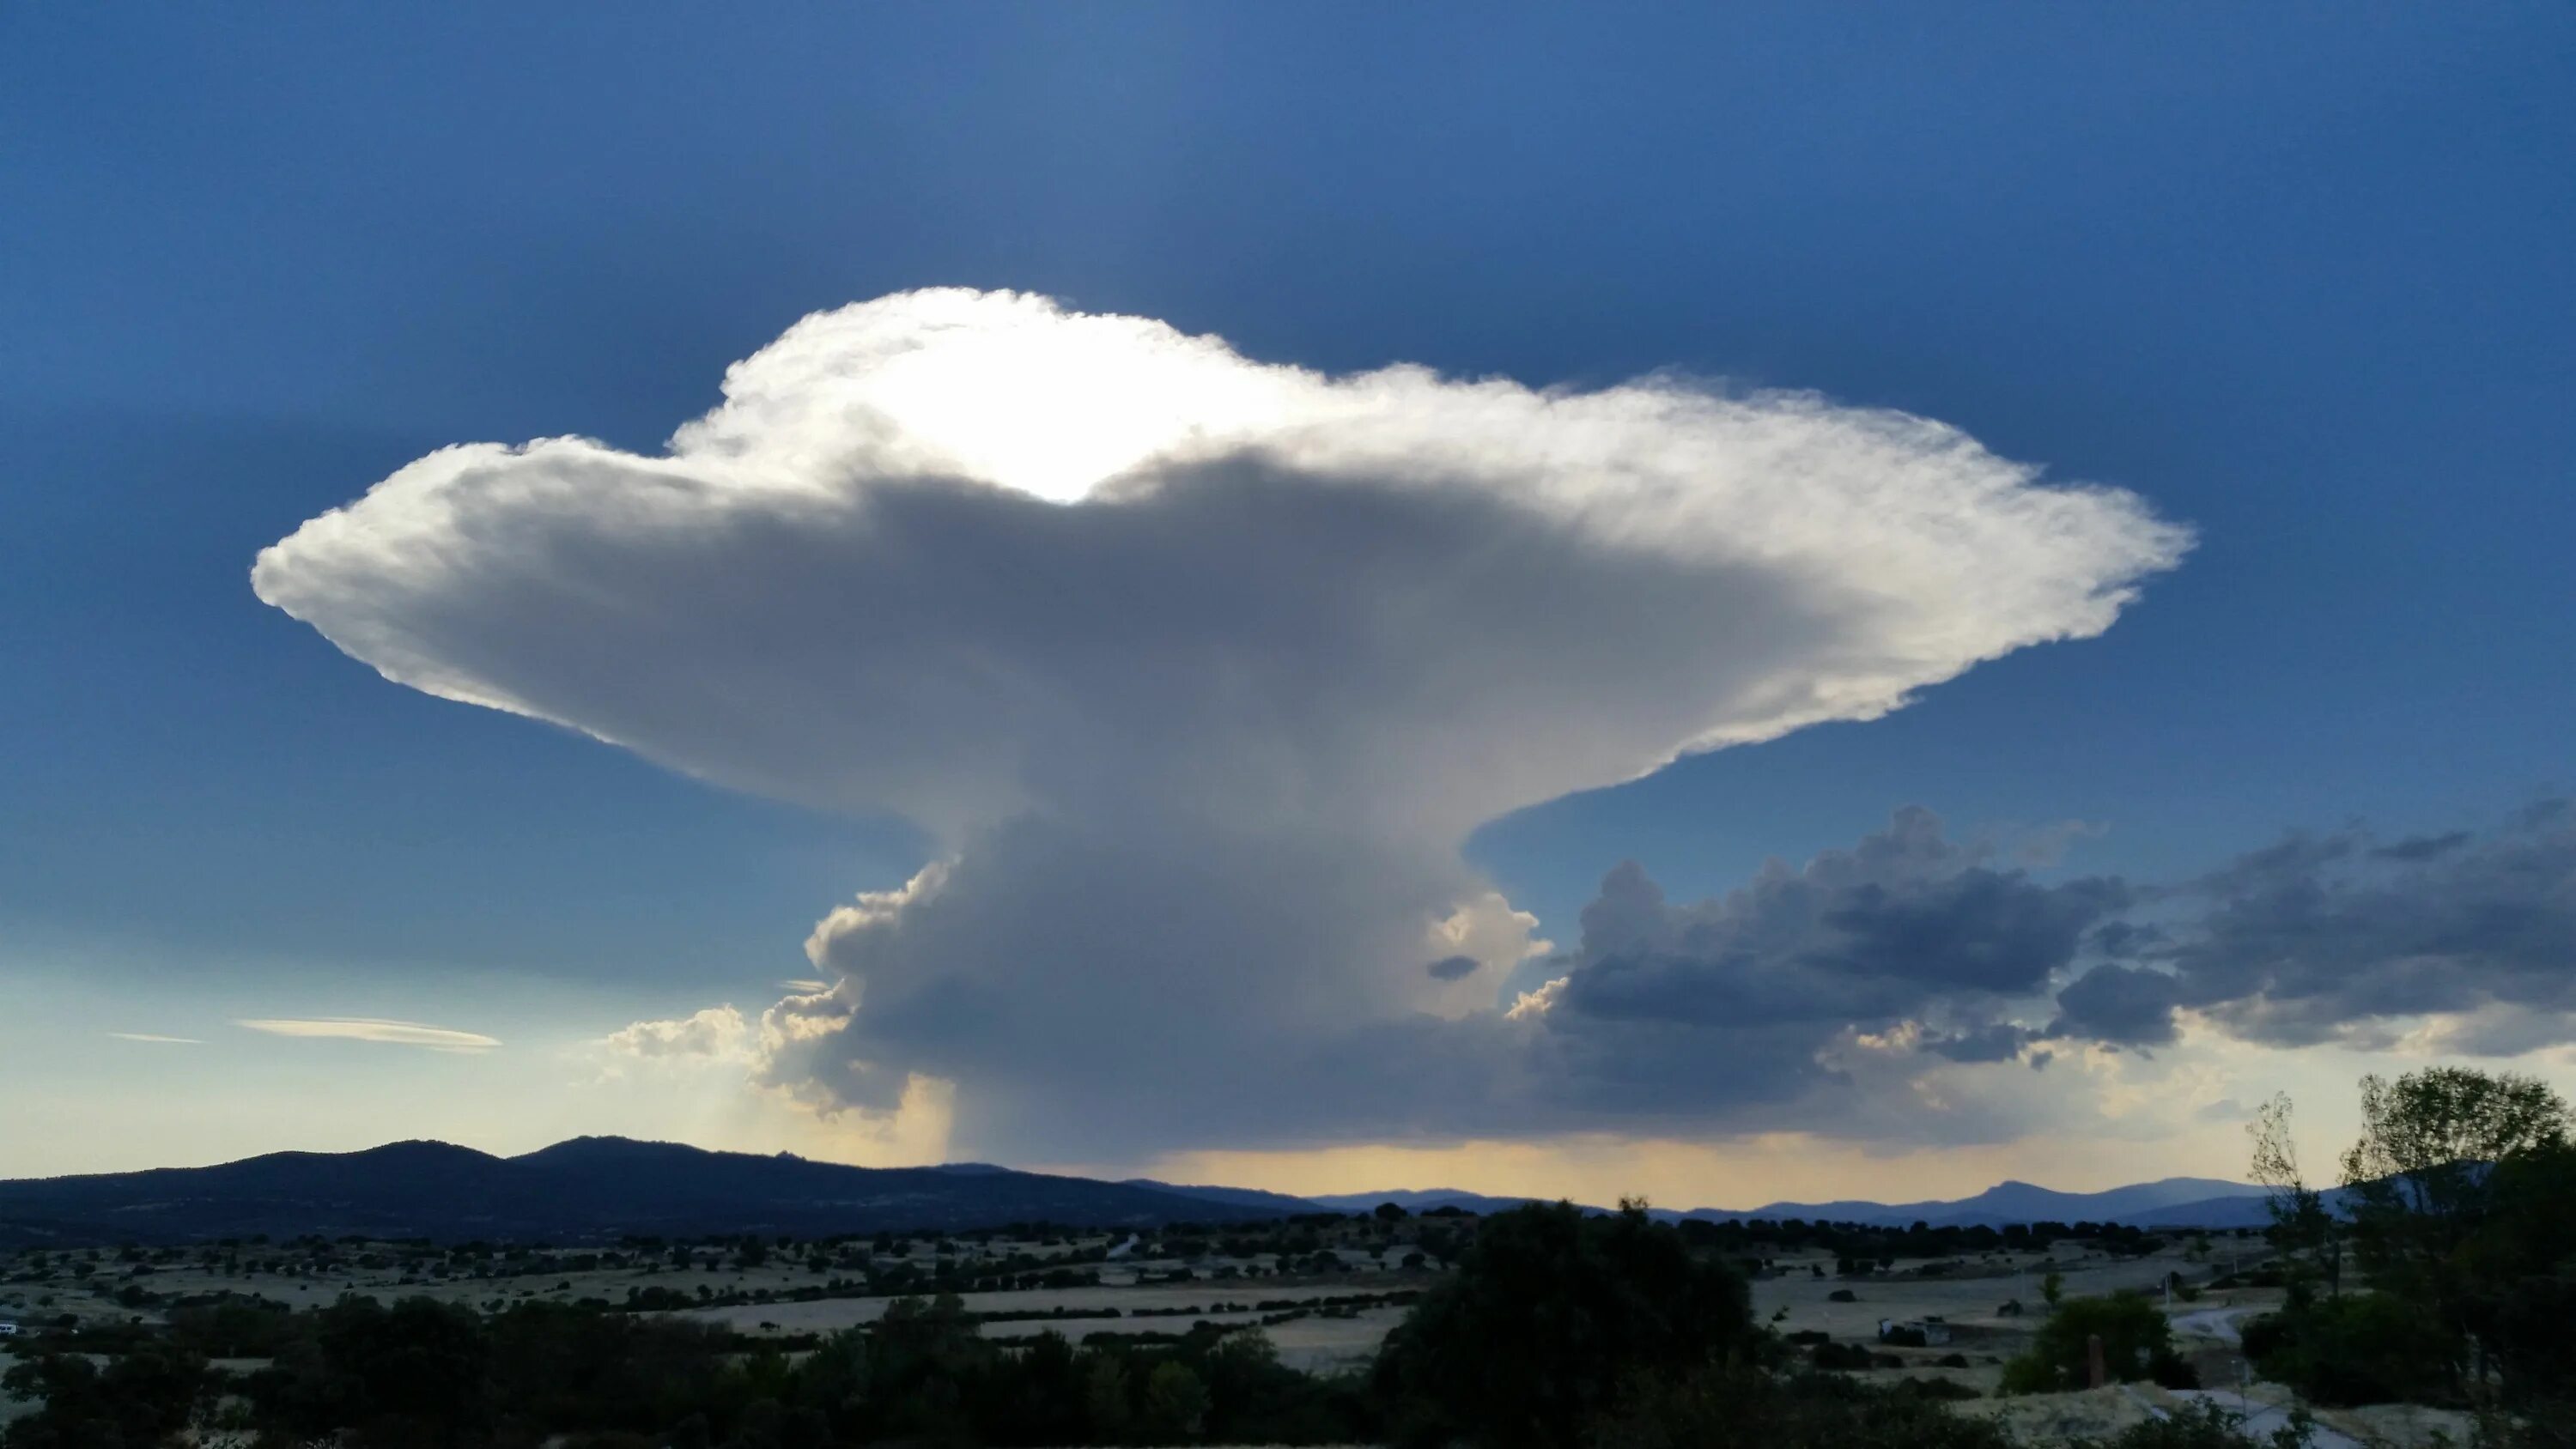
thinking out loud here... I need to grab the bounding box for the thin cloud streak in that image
[106,1032,203,1045]
[234,1017,501,1052]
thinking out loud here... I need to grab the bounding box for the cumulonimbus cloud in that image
[254,288,2189,1158]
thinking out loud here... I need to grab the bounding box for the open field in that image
[2,1225,2497,1449]
[0,1229,1426,1337]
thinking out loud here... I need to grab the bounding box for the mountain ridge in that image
[0,1137,2287,1246]
[0,1136,1279,1247]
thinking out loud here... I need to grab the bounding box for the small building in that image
[1875,1316,1952,1346]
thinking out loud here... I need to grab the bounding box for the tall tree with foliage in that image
[2340,1068,2569,1270]
[2247,1092,2340,1298]
[2246,1068,2576,1428]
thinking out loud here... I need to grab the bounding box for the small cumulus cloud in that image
[234,1017,500,1052]
[599,1005,751,1062]
[1504,976,1570,1022]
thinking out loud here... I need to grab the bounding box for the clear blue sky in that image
[3,5,2569,1197]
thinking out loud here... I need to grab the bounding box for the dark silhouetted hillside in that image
[0,1136,1289,1246]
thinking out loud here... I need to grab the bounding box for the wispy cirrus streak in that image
[234,1017,501,1052]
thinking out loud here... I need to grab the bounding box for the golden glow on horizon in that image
[1098,1130,2263,1210]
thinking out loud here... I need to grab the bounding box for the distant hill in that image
[1121,1179,1326,1215]
[1303,1177,2277,1229]
[1307,1188,1589,1216]
[1716,1176,2271,1228]
[0,1137,2300,1248]
[0,1137,1291,1247]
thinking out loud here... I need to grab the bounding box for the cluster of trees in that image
[1670,1215,2186,1272]
[3,1294,1374,1448]
[2242,1066,2574,1441]
[1370,1199,2311,1449]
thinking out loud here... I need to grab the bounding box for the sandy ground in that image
[1752,1244,2249,1340]
[677,1276,1408,1338]
[1982,1385,2166,1443]
[969,1305,1409,1374]
[0,1235,1416,1329]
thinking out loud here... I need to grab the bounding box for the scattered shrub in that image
[1807,1341,1874,1371]
[1894,1375,1981,1402]
[1585,1367,2016,1449]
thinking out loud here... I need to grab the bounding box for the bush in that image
[2241,1292,2462,1406]
[1895,1375,1981,1402]
[2067,1397,2302,1448]
[1999,1294,2191,1394]
[1585,1367,2015,1449]
[1808,1341,1874,1371]
[1376,1203,1753,1449]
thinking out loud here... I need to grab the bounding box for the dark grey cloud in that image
[1425,954,1480,982]
[2372,831,2472,863]
[1922,1022,2043,1064]
[2146,799,2576,1050]
[2048,963,2183,1047]
[1559,808,2127,1034]
[1539,797,2576,1084]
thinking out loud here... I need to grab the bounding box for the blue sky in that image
[3,5,2570,1197]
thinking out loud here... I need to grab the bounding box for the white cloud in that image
[234,1017,501,1052]
[256,288,2187,1160]
[598,1005,750,1062]
[106,1032,202,1045]
[1505,977,1571,1022]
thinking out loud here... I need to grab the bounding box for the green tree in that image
[3,1342,209,1449]
[1374,1199,1753,1449]
[2336,1068,2574,1416]
[2248,1092,2341,1298]
[1143,1361,1211,1441]
[2001,1294,2189,1393]
[2239,1291,2458,1407]
[2341,1069,2570,1276]
[1084,1355,1134,1441]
